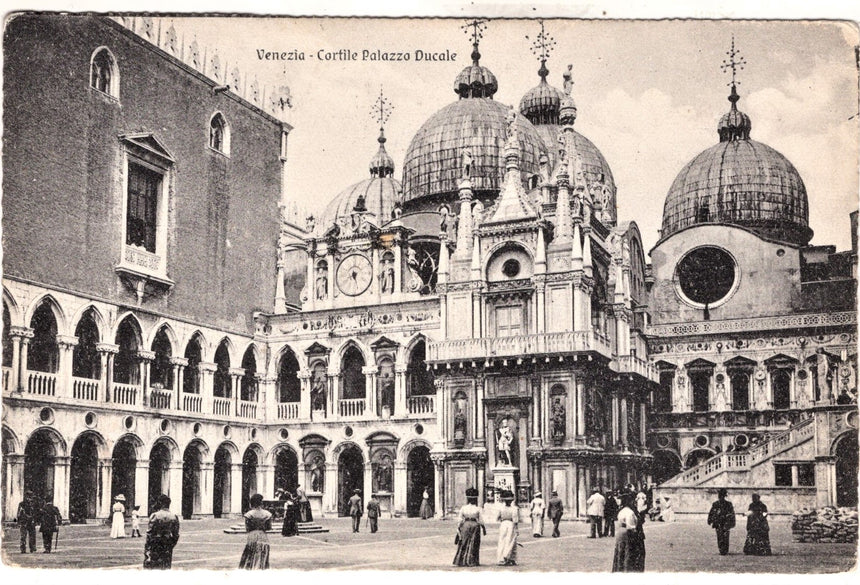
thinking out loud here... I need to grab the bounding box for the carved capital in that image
[169,357,189,367]
[56,335,79,349]
[229,367,246,377]
[198,361,218,373]
[96,342,120,355]
[135,350,156,362]
[9,326,34,340]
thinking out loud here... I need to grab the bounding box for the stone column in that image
[611,393,620,445]
[54,456,70,521]
[98,458,113,520]
[230,368,245,416]
[363,365,377,418]
[576,463,587,518]
[327,365,339,419]
[298,370,312,420]
[640,402,647,446]
[56,335,78,398]
[14,328,34,392]
[326,251,335,310]
[230,463,244,517]
[97,343,119,403]
[620,394,629,448]
[169,357,188,410]
[168,461,183,515]
[198,361,217,414]
[4,454,25,522]
[259,464,275,500]
[136,350,155,407]
[476,465,485,507]
[135,459,150,515]
[275,259,287,314]
[363,461,373,501]
[393,461,407,516]
[576,380,586,436]
[475,376,485,440]
[324,462,338,516]
[7,328,28,393]
[200,461,215,516]
[394,364,407,418]
[258,375,278,421]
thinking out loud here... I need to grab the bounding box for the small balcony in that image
[407,395,435,415]
[339,398,366,418]
[238,400,258,419]
[213,396,232,416]
[427,330,613,363]
[27,371,58,396]
[613,355,659,382]
[148,388,173,409]
[72,377,100,401]
[111,382,137,406]
[277,401,299,420]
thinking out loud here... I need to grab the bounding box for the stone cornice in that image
[648,311,856,338]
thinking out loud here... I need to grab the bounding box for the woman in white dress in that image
[495,490,519,566]
[530,491,545,537]
[110,495,126,538]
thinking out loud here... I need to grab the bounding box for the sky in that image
[154,16,859,254]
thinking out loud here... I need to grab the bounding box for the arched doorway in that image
[835,432,858,507]
[241,448,259,513]
[213,445,232,518]
[213,341,231,399]
[111,438,137,512]
[406,445,433,517]
[274,446,298,496]
[69,434,100,523]
[684,448,715,469]
[28,302,59,374]
[24,430,57,506]
[337,445,364,516]
[72,309,101,381]
[148,441,172,515]
[651,450,683,484]
[182,443,204,519]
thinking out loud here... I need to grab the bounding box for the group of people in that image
[707,488,772,556]
[109,494,143,539]
[275,485,313,537]
[14,492,62,554]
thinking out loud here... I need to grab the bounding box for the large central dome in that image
[661,86,812,246]
[402,43,547,204]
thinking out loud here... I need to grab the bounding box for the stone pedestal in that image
[484,465,518,522]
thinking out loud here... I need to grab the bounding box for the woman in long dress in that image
[743,494,772,555]
[239,493,273,569]
[530,491,545,537]
[110,495,126,538]
[281,492,299,537]
[453,487,486,567]
[612,492,645,572]
[495,490,519,566]
[419,488,433,520]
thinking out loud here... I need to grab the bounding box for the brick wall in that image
[3,14,282,333]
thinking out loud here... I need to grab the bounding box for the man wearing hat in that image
[366,493,381,533]
[707,488,736,555]
[529,491,546,537]
[348,488,363,533]
[587,487,606,538]
[16,491,38,553]
[39,496,63,553]
[547,490,564,538]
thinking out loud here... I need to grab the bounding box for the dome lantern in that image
[520,21,564,126]
[369,87,395,177]
[453,19,498,99]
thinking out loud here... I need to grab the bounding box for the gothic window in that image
[772,369,792,409]
[376,356,395,416]
[209,113,230,155]
[241,347,258,402]
[150,327,173,389]
[28,303,59,373]
[90,48,118,98]
[411,241,439,295]
[690,370,711,412]
[126,163,160,253]
[213,341,231,398]
[277,349,300,403]
[730,372,750,411]
[183,335,203,394]
[655,369,674,413]
[73,309,101,380]
[113,318,140,385]
[407,340,434,396]
[341,346,365,400]
[2,303,11,368]
[495,304,524,337]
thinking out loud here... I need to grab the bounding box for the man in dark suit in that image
[39,497,63,553]
[348,489,363,533]
[707,488,736,555]
[16,492,38,553]
[547,490,564,538]
[366,494,381,533]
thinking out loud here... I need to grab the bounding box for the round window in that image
[159,419,170,433]
[85,412,97,428]
[250,427,258,440]
[502,258,521,278]
[193,422,202,436]
[414,423,424,435]
[39,407,54,424]
[278,428,289,441]
[676,246,736,307]
[124,416,135,430]
[344,426,354,438]
[223,425,231,438]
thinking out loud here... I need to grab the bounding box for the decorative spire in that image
[526,19,556,82]
[486,109,539,225]
[718,36,751,142]
[559,64,577,126]
[369,87,395,177]
[454,19,497,98]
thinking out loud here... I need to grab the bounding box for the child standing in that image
[131,505,142,537]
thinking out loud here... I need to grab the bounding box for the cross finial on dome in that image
[461,19,488,64]
[721,35,747,108]
[369,87,396,177]
[526,20,556,80]
[370,86,393,134]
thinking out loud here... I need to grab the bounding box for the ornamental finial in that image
[461,19,488,64]
[526,20,556,80]
[370,86,393,136]
[720,35,747,92]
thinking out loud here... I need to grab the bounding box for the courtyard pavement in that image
[1,516,856,573]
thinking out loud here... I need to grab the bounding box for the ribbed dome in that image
[319,176,402,229]
[402,98,547,202]
[539,125,616,193]
[661,89,811,246]
[520,78,565,125]
[453,45,498,98]
[369,129,395,178]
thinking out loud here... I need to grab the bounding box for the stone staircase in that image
[661,416,816,488]
[223,521,329,534]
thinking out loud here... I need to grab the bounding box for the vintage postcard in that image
[1,9,857,577]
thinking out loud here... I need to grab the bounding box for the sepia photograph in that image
[0,5,858,576]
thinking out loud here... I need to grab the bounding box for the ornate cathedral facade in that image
[2,16,856,524]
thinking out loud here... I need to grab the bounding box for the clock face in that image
[336,254,373,296]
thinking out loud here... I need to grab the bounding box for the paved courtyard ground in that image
[2,516,856,573]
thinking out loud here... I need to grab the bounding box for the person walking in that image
[110,494,126,538]
[603,490,618,537]
[419,487,433,519]
[38,497,62,553]
[587,487,606,538]
[143,495,180,569]
[707,488,736,555]
[296,485,313,523]
[239,493,273,570]
[612,492,645,572]
[529,491,546,537]
[743,494,772,556]
[131,505,142,537]
[547,490,564,537]
[367,493,381,533]
[453,487,486,567]
[348,489,363,533]
[16,492,38,553]
[495,490,519,566]
[281,491,299,537]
